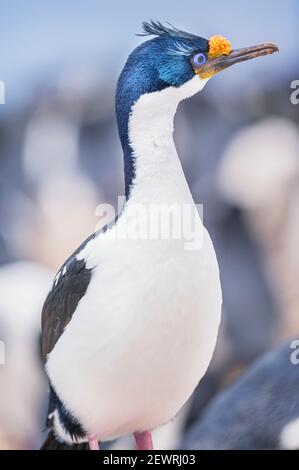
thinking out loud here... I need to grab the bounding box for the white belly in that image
[46,226,222,442]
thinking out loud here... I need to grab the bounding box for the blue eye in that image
[192,52,206,67]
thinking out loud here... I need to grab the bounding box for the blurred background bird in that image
[0,0,298,450]
[0,262,52,449]
[179,341,299,450]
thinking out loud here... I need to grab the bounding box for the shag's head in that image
[117,21,278,98]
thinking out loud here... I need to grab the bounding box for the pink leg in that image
[88,435,100,450]
[134,431,154,450]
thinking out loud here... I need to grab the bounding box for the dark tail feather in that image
[40,432,89,450]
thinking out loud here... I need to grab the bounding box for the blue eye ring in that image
[192,52,206,67]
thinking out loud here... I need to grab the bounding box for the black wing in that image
[41,231,98,362]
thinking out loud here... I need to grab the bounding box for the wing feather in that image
[41,232,98,361]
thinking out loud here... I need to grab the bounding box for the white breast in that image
[46,75,222,442]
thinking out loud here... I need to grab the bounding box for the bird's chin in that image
[195,42,279,79]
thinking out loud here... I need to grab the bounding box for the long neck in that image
[127,91,189,205]
[117,76,208,204]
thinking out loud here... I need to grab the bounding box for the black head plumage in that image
[138,20,201,43]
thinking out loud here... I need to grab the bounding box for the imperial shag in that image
[40,21,278,450]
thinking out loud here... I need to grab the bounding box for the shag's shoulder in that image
[41,229,100,362]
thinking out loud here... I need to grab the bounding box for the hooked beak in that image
[194,43,279,79]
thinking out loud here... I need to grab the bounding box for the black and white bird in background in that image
[40,21,278,450]
[179,340,299,450]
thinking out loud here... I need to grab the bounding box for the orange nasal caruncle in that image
[208,35,232,58]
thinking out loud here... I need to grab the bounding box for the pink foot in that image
[134,431,153,450]
[88,435,100,450]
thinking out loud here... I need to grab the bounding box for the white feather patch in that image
[280,417,299,449]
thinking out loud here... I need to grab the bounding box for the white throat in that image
[127,75,209,205]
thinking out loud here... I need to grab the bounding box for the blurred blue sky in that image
[1,0,298,108]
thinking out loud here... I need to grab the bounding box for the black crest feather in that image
[138,20,199,42]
